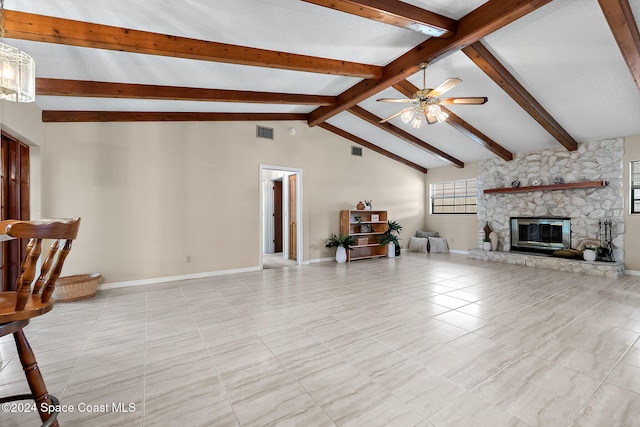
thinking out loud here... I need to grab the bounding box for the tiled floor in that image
[1,253,640,426]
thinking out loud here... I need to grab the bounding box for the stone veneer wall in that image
[478,139,624,262]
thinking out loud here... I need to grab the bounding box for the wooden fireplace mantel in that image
[483,180,608,194]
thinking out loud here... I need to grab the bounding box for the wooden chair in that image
[0,218,81,427]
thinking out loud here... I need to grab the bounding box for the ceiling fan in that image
[377,63,488,128]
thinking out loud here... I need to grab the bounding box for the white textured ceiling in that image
[4,0,640,170]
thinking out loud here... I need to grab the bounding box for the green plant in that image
[326,234,355,250]
[379,220,403,247]
[387,220,403,234]
[483,236,491,242]
[582,245,597,251]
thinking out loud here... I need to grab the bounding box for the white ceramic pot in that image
[387,242,395,258]
[583,249,596,262]
[483,241,492,251]
[336,246,347,263]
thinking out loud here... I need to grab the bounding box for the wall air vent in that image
[256,125,274,140]
[351,146,363,157]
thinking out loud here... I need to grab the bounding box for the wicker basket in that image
[356,237,369,246]
[54,273,101,302]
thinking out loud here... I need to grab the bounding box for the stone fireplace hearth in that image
[477,139,624,263]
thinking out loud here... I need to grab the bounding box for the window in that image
[430,178,477,214]
[632,161,640,214]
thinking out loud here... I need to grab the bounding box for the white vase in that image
[387,242,395,258]
[336,246,347,263]
[483,241,491,251]
[583,249,596,262]
[489,231,498,251]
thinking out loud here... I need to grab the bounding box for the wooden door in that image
[288,174,297,261]
[273,180,283,253]
[1,133,30,291]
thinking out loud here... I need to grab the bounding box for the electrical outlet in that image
[185,255,192,263]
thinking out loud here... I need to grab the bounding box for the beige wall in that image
[624,134,640,271]
[423,162,479,251]
[40,121,426,283]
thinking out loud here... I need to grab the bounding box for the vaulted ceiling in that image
[4,0,640,173]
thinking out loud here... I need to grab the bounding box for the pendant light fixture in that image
[0,0,35,102]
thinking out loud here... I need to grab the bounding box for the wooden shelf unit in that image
[340,210,388,262]
[483,180,608,194]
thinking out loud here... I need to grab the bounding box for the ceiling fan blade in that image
[376,98,414,103]
[427,78,461,97]
[379,107,409,123]
[440,97,488,105]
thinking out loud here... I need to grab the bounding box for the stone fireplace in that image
[477,139,624,262]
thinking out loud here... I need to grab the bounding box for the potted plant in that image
[379,220,403,258]
[326,234,355,263]
[582,244,597,262]
[483,236,492,251]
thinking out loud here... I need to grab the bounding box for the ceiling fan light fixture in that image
[409,114,422,128]
[0,0,35,103]
[427,104,448,123]
[400,108,415,124]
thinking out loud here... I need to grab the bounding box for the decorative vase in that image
[356,201,365,210]
[336,246,347,263]
[489,231,498,251]
[484,221,492,237]
[387,242,395,258]
[483,241,491,251]
[583,249,596,262]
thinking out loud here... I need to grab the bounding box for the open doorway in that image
[260,165,302,269]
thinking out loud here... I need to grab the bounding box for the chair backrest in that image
[1,218,81,311]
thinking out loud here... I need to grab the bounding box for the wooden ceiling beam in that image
[598,0,640,89]
[5,10,382,79]
[308,0,553,127]
[36,78,336,106]
[462,41,578,151]
[300,0,457,38]
[347,105,463,168]
[392,80,513,161]
[318,123,428,173]
[42,111,307,123]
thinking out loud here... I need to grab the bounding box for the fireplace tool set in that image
[598,219,615,262]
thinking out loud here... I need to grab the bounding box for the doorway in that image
[260,165,302,269]
[0,132,30,291]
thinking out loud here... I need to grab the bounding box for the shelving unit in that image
[340,210,388,262]
[483,180,607,194]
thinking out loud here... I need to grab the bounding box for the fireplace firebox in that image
[510,217,571,254]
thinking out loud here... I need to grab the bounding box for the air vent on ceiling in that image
[256,125,274,140]
[351,146,363,157]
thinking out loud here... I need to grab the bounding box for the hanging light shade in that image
[0,1,35,103]
[0,42,35,102]
[427,104,449,123]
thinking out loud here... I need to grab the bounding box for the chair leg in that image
[13,330,59,427]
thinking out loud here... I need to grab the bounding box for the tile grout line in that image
[57,296,108,400]
[182,282,244,427]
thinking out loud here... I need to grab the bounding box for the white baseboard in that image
[98,266,261,290]
[624,269,640,276]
